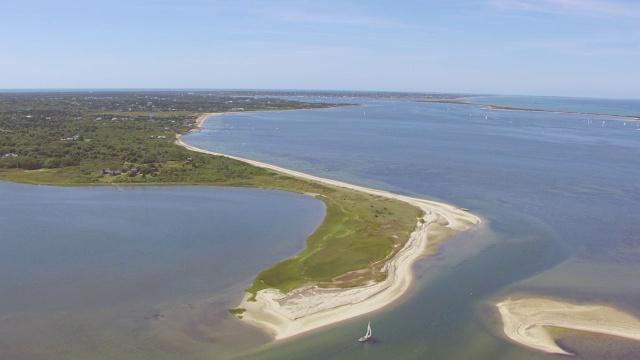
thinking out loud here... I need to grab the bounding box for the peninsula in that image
[177,114,480,339]
[1,90,481,341]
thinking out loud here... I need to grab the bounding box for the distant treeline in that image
[0,91,339,183]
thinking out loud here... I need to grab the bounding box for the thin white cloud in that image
[512,33,640,57]
[487,0,640,18]
[269,9,407,28]
[533,40,620,56]
[255,1,416,30]
[145,0,412,28]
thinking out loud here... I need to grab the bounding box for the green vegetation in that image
[229,308,246,315]
[0,90,422,296]
[246,191,421,297]
[0,91,334,183]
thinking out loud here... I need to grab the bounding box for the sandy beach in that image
[191,112,221,131]
[497,297,640,355]
[175,113,480,340]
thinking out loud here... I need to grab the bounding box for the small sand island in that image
[177,113,480,340]
[497,297,640,355]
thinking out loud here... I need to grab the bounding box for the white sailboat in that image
[358,321,372,342]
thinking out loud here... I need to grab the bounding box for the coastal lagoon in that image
[0,183,325,359]
[2,94,640,359]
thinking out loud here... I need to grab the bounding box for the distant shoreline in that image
[176,112,480,340]
[421,99,640,121]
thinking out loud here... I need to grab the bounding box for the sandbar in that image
[497,297,640,355]
[175,112,480,340]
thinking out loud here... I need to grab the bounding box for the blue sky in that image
[1,0,639,98]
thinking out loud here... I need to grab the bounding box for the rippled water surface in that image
[2,94,639,359]
[185,95,640,359]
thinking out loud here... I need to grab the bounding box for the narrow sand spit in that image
[497,297,640,355]
[191,113,221,131]
[175,113,480,340]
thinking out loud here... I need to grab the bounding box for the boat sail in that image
[358,321,372,342]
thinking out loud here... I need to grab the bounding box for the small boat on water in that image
[358,321,372,342]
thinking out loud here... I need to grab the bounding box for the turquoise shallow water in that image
[185,95,640,359]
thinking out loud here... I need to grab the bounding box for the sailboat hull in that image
[358,322,372,342]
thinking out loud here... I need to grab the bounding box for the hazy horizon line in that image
[1,88,638,101]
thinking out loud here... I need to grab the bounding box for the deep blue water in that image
[185,96,640,359]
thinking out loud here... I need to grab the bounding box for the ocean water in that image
[184,96,640,359]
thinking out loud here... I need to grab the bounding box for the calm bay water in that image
[184,95,640,359]
[0,183,325,359]
[2,94,639,359]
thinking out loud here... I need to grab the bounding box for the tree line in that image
[0,91,340,183]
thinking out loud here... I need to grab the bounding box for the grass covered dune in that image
[177,120,481,339]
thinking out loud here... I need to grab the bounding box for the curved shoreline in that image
[497,297,640,355]
[176,112,480,340]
